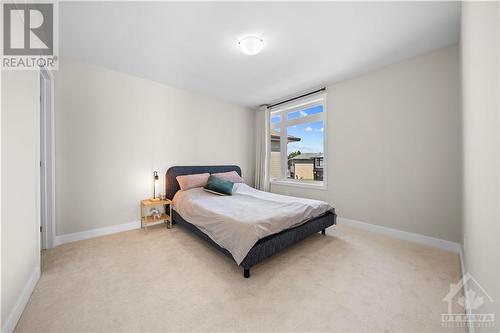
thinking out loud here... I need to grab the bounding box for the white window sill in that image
[269,179,327,191]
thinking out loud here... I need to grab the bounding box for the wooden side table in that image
[140,199,172,232]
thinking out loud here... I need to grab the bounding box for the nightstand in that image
[140,199,172,231]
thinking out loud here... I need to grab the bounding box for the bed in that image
[166,165,337,278]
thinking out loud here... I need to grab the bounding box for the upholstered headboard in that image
[165,165,242,200]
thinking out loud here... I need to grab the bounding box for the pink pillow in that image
[176,173,210,191]
[212,171,243,183]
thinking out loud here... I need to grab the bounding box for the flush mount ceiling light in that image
[238,36,264,55]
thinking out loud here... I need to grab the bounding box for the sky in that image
[271,105,324,154]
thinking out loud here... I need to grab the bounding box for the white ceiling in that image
[60,2,460,108]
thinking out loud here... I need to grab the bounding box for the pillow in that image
[203,175,234,196]
[211,171,243,183]
[176,173,210,191]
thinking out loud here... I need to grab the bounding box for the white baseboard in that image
[459,245,466,278]
[458,246,475,333]
[1,266,40,333]
[337,217,461,253]
[54,217,462,254]
[54,221,141,246]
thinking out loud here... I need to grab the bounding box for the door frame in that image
[39,68,55,249]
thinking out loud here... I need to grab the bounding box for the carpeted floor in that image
[16,224,465,332]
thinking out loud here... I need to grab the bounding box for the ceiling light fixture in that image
[238,36,264,55]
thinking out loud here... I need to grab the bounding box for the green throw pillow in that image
[204,175,234,196]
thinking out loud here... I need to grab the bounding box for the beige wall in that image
[270,151,281,179]
[55,59,255,235]
[272,45,462,242]
[295,163,313,180]
[461,2,500,328]
[1,71,40,331]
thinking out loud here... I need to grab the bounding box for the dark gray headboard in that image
[165,165,242,200]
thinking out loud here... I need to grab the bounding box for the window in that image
[269,93,326,188]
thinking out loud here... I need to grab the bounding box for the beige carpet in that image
[16,224,465,332]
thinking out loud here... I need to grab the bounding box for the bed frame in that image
[165,165,337,278]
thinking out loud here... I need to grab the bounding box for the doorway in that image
[39,69,55,250]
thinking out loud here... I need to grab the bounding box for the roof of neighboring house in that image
[270,129,301,142]
[289,153,323,160]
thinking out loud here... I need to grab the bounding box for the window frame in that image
[268,93,327,190]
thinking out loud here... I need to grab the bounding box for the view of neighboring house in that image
[270,129,323,181]
[270,129,301,178]
[289,153,324,181]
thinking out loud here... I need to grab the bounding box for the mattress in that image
[172,183,331,264]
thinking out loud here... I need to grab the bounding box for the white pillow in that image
[176,173,210,191]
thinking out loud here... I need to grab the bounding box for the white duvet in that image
[172,183,331,264]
